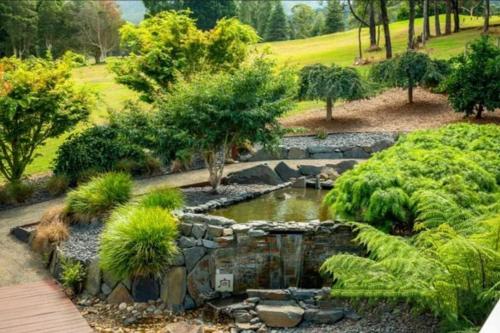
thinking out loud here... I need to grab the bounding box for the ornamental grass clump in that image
[324,124,500,233]
[66,172,132,222]
[99,206,179,280]
[139,187,184,210]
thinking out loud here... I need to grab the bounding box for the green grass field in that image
[19,15,500,180]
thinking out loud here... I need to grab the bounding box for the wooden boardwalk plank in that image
[0,279,92,333]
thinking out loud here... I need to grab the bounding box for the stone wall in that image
[46,214,357,313]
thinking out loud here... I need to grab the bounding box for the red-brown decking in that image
[0,280,92,333]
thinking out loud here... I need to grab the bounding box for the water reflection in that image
[210,188,329,223]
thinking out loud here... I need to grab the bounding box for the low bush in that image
[60,258,86,292]
[99,206,179,280]
[139,187,184,210]
[45,175,70,196]
[66,172,132,222]
[0,181,35,203]
[32,221,69,254]
[324,124,500,233]
[53,126,147,182]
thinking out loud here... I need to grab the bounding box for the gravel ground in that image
[183,184,278,207]
[281,132,397,150]
[274,303,439,333]
[61,223,104,263]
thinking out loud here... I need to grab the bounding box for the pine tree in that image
[324,0,344,34]
[264,1,289,41]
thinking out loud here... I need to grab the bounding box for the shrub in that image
[39,204,70,225]
[53,126,146,182]
[32,221,69,254]
[315,127,328,140]
[1,181,35,203]
[66,172,132,222]
[139,187,184,210]
[445,36,500,118]
[45,175,70,196]
[60,258,86,291]
[324,124,500,233]
[99,206,179,280]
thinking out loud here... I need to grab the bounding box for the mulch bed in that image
[281,88,500,135]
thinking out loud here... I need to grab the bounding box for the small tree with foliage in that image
[445,36,500,119]
[299,64,366,121]
[370,51,448,103]
[110,11,258,102]
[0,57,94,183]
[154,59,297,192]
[264,1,289,41]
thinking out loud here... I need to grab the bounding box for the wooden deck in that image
[0,280,93,333]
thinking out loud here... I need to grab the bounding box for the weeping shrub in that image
[320,215,500,329]
[324,124,500,233]
[99,206,179,280]
[66,172,132,222]
[139,187,184,210]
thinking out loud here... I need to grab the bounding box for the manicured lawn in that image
[16,15,500,179]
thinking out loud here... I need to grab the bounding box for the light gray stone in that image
[191,224,207,239]
[179,236,197,248]
[183,246,206,272]
[233,310,252,323]
[247,289,291,301]
[101,283,112,295]
[207,225,224,238]
[303,309,344,324]
[180,223,193,236]
[161,266,187,313]
[202,239,219,249]
[287,147,307,159]
[84,257,101,296]
[248,229,268,237]
[256,302,304,328]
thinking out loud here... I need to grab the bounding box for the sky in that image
[117,1,325,24]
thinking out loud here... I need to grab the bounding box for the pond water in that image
[210,188,330,223]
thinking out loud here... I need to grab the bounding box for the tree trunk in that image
[358,25,363,60]
[408,83,414,104]
[326,97,333,121]
[377,23,381,46]
[380,0,392,58]
[205,148,226,193]
[408,0,416,49]
[434,0,441,36]
[483,0,490,33]
[445,0,452,34]
[452,0,460,32]
[368,0,377,50]
[94,49,102,64]
[423,0,429,43]
[476,105,483,119]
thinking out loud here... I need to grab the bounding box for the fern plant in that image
[321,216,500,328]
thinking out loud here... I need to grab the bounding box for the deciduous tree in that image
[0,57,94,182]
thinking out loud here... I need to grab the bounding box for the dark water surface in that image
[210,188,329,223]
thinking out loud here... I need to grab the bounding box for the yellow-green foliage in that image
[324,124,500,232]
[320,215,500,327]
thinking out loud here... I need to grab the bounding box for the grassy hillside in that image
[262,15,500,69]
[18,15,499,179]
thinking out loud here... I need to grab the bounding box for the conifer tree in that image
[324,0,345,34]
[264,1,289,41]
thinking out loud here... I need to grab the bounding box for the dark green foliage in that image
[370,51,449,103]
[237,1,273,38]
[53,126,146,182]
[321,216,500,328]
[299,63,366,120]
[60,258,86,291]
[109,102,156,151]
[445,36,500,118]
[66,172,132,221]
[154,59,296,191]
[324,124,500,233]
[324,0,345,33]
[143,0,237,30]
[264,2,289,41]
[139,187,184,210]
[99,206,179,279]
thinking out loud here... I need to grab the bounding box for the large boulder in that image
[328,160,358,174]
[256,301,304,328]
[274,162,300,181]
[226,164,283,185]
[298,165,323,177]
[183,246,206,272]
[107,283,134,304]
[161,266,187,313]
[187,255,218,306]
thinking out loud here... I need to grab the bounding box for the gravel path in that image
[281,132,396,149]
